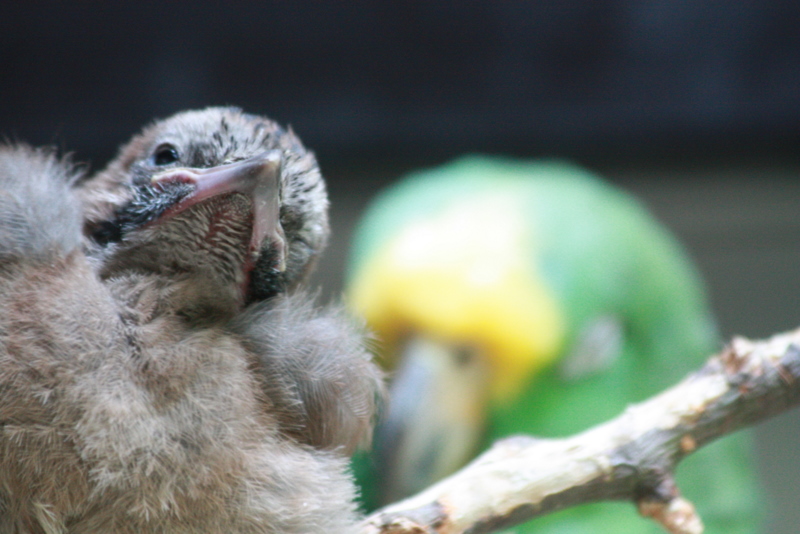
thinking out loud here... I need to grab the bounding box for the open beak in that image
[151,150,287,271]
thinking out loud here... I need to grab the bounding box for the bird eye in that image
[152,144,180,166]
[453,346,476,368]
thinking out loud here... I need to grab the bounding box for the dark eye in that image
[453,345,476,368]
[152,144,179,166]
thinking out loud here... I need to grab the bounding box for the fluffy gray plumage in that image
[0,145,82,260]
[0,108,383,533]
[230,295,380,455]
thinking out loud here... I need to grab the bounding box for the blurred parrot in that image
[347,156,762,533]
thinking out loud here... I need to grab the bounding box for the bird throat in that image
[192,193,253,254]
[170,192,286,305]
[105,191,261,306]
[171,192,257,288]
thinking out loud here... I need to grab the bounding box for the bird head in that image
[80,107,329,310]
[350,188,566,404]
[347,160,569,504]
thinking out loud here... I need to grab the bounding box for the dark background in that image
[2,2,799,531]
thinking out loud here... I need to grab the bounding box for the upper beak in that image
[151,151,287,271]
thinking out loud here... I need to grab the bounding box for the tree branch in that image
[360,328,800,534]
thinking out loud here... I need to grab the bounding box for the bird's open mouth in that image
[150,151,287,273]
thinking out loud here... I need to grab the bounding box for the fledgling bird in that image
[0,108,383,533]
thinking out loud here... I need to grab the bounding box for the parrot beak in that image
[151,151,287,271]
[373,335,490,504]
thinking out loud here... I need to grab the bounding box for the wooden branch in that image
[360,328,800,534]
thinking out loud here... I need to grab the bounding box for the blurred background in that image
[2,2,799,531]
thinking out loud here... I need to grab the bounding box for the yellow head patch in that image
[350,195,565,403]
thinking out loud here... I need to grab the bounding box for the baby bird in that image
[0,108,383,533]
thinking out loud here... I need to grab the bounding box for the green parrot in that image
[346,156,762,533]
